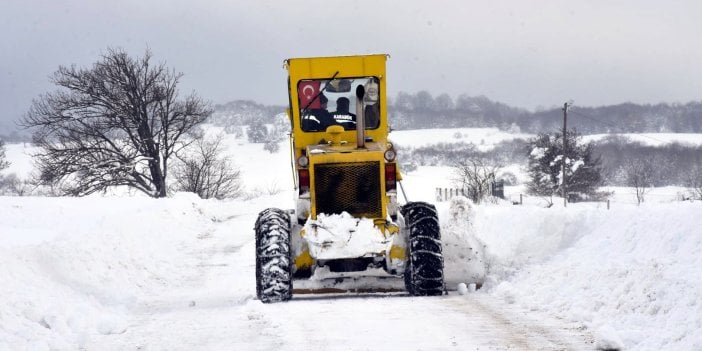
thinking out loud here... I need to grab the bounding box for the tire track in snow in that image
[447,294,596,350]
[249,293,595,350]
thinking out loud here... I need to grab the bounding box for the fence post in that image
[607,199,610,210]
[520,194,523,205]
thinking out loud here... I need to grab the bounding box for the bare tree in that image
[624,157,655,205]
[0,173,32,196]
[172,135,241,199]
[21,48,211,197]
[453,158,501,204]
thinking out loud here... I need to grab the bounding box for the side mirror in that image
[355,85,365,100]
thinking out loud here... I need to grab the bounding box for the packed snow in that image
[302,212,390,259]
[1,128,701,350]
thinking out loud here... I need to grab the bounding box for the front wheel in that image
[255,208,293,303]
[401,202,444,296]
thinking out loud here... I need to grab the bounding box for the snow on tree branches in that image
[526,130,603,199]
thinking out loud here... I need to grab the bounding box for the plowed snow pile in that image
[474,202,702,350]
[0,194,222,349]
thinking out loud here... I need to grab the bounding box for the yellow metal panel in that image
[294,250,314,270]
[389,245,406,260]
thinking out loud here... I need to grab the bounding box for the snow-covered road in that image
[81,205,594,351]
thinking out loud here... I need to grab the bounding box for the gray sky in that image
[2,0,702,131]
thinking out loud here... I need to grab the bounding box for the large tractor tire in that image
[255,208,293,303]
[401,202,445,296]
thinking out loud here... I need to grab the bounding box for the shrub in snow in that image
[172,135,241,199]
[0,173,32,196]
[264,140,280,153]
[247,123,269,143]
[452,158,501,204]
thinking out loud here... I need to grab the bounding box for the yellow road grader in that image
[255,54,444,302]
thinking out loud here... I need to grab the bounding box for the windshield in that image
[298,76,380,132]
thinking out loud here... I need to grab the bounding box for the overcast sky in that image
[2,0,702,132]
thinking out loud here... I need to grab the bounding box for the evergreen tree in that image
[0,139,9,172]
[526,129,603,198]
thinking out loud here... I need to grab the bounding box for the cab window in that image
[298,77,380,132]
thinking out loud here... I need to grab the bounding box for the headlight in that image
[297,155,309,167]
[384,149,396,162]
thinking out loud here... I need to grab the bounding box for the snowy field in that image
[1,128,701,350]
[583,133,702,147]
[389,127,531,151]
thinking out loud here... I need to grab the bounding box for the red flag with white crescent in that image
[298,81,321,109]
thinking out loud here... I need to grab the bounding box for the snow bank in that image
[440,196,487,287]
[0,195,217,349]
[477,202,702,350]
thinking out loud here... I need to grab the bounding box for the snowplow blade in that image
[293,276,405,295]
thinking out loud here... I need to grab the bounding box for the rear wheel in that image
[255,208,293,303]
[402,202,444,296]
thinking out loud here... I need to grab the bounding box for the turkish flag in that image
[298,81,321,109]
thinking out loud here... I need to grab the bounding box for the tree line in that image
[387,91,702,134]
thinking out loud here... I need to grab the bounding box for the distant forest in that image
[388,91,702,134]
[209,92,702,134]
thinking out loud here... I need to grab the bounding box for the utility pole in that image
[562,101,572,207]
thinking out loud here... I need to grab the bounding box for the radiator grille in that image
[314,162,382,218]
